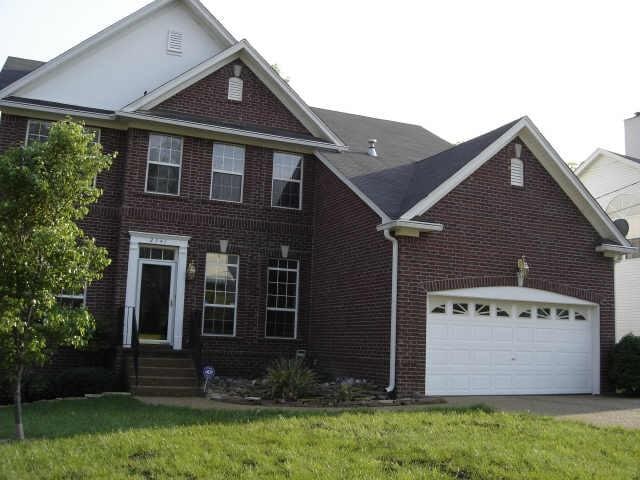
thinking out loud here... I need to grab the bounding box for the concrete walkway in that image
[138,395,640,429]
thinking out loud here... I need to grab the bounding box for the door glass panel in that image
[138,264,172,341]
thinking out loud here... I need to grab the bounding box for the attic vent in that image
[167,30,183,55]
[368,139,378,157]
[510,158,524,186]
[228,64,243,101]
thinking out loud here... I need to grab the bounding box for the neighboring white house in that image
[577,115,640,341]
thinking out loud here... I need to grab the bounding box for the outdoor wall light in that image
[281,245,289,259]
[219,239,229,253]
[517,255,529,287]
[187,260,197,281]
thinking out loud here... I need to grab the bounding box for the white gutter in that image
[376,220,444,233]
[382,228,398,393]
[0,99,116,120]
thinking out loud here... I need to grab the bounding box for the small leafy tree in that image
[0,119,113,440]
[609,334,640,395]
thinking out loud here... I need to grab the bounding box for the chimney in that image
[367,139,378,157]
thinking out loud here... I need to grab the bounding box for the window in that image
[271,152,302,209]
[574,310,587,321]
[452,303,469,315]
[211,143,244,202]
[57,288,86,308]
[431,303,446,314]
[146,134,182,195]
[25,119,52,145]
[266,259,299,338]
[475,304,490,316]
[556,308,570,320]
[202,254,239,336]
[537,307,552,319]
[510,158,524,187]
[518,308,531,318]
[496,305,511,317]
[139,246,175,261]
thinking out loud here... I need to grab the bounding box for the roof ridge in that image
[311,106,438,130]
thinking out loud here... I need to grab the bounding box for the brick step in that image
[135,366,197,377]
[129,375,198,388]
[131,385,202,397]
[129,357,194,368]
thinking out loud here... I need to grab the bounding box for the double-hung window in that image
[25,119,52,145]
[202,253,239,336]
[211,143,244,202]
[271,152,302,209]
[146,133,183,195]
[57,288,86,308]
[265,259,299,338]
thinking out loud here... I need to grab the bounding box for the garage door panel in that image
[426,296,595,396]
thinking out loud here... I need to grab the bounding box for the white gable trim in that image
[399,117,630,246]
[122,40,345,148]
[575,148,640,177]
[0,0,235,101]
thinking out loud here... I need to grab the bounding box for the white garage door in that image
[426,289,598,396]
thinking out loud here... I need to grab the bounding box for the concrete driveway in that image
[444,395,640,429]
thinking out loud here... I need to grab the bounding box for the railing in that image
[189,309,203,381]
[121,305,139,386]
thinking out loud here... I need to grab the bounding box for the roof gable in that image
[0,0,236,110]
[575,148,640,178]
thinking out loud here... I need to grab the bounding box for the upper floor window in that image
[265,259,299,338]
[146,133,182,195]
[25,119,52,145]
[203,253,239,336]
[271,152,302,210]
[57,288,86,309]
[211,143,245,202]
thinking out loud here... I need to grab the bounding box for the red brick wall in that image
[151,61,311,136]
[395,139,615,395]
[308,161,392,385]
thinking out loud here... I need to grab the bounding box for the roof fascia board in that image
[0,0,236,100]
[314,151,390,222]
[399,117,630,246]
[117,111,345,151]
[376,220,444,232]
[596,243,637,257]
[400,119,526,220]
[0,99,116,121]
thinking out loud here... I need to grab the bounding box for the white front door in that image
[426,288,598,396]
[136,259,175,343]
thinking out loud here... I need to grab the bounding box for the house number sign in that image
[202,366,215,393]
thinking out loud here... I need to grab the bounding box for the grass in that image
[1,397,640,479]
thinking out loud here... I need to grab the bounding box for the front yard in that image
[1,397,640,479]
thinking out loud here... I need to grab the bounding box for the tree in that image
[0,119,113,440]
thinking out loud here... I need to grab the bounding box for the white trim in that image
[210,142,245,203]
[265,258,299,340]
[271,151,303,210]
[25,118,51,145]
[121,40,344,147]
[399,117,631,247]
[575,148,640,177]
[429,286,597,306]
[0,0,235,101]
[117,111,343,151]
[123,231,190,350]
[144,132,183,196]
[314,151,390,222]
[596,243,638,257]
[376,220,444,233]
[136,258,176,344]
[201,252,239,337]
[0,99,117,122]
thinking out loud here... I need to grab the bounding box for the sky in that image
[0,0,638,163]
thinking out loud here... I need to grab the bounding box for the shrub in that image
[609,334,640,395]
[56,367,115,397]
[265,358,317,401]
[336,383,355,403]
[24,372,58,402]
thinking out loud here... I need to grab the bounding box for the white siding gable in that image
[615,257,640,341]
[14,2,228,110]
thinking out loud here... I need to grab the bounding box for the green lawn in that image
[1,397,639,479]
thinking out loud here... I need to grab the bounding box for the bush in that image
[265,358,317,401]
[56,367,115,397]
[24,372,58,402]
[609,334,640,395]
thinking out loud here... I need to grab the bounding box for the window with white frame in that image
[271,152,302,209]
[146,133,182,195]
[25,120,52,145]
[211,143,245,202]
[202,254,239,336]
[266,259,298,338]
[56,288,86,308]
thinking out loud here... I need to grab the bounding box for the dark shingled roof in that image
[1,56,521,219]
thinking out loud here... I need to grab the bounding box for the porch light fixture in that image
[187,260,196,281]
[280,245,289,258]
[517,255,529,287]
[219,239,229,253]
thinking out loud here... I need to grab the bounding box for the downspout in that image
[383,228,398,393]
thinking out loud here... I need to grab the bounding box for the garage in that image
[426,287,599,396]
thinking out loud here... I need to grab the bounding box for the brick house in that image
[0,0,633,397]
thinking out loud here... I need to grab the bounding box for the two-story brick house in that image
[0,0,633,397]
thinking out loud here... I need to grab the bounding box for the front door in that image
[137,261,175,343]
